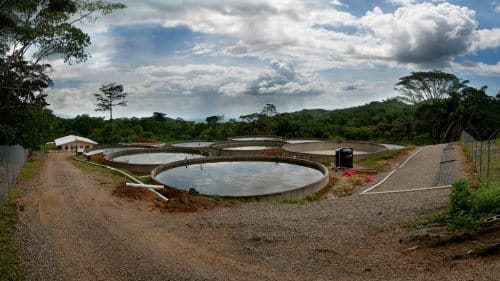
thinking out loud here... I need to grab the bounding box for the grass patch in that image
[0,190,25,281]
[17,160,42,182]
[357,146,415,171]
[425,180,500,231]
[72,159,126,186]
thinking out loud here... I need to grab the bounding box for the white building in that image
[54,135,98,152]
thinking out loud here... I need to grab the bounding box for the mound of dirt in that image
[156,187,232,213]
[113,184,153,201]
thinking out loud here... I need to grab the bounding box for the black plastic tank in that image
[335,147,353,169]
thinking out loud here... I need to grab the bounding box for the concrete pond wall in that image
[282,141,387,164]
[210,141,285,156]
[150,156,330,201]
[103,147,211,174]
[227,135,283,142]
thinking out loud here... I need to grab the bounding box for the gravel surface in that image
[14,150,498,280]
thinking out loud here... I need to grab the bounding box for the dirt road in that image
[16,147,498,280]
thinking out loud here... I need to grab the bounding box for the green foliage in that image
[444,180,500,230]
[395,70,469,104]
[94,83,128,143]
[0,0,124,147]
[0,191,25,281]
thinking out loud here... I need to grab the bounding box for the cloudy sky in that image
[46,0,500,120]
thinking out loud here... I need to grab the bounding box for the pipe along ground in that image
[72,157,169,202]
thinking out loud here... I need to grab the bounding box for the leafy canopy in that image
[395,70,469,104]
[94,83,128,112]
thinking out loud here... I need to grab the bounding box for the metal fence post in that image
[479,140,483,180]
[486,140,491,184]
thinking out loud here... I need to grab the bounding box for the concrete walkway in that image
[362,143,465,194]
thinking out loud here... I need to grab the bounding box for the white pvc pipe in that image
[126,182,164,189]
[72,157,168,201]
[360,169,396,194]
[360,185,452,195]
[399,147,426,168]
[360,146,427,194]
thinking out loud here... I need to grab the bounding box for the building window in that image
[85,145,89,149]
[65,146,68,150]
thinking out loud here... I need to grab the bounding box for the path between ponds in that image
[15,148,497,280]
[361,143,465,194]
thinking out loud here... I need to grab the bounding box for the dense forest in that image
[6,85,500,150]
[1,2,499,149]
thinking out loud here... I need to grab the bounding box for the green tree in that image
[0,0,125,147]
[395,70,469,104]
[94,83,128,143]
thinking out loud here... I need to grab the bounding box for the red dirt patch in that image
[156,187,233,213]
[113,184,233,213]
[261,149,282,156]
[113,184,154,201]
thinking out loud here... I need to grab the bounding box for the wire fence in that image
[460,131,499,184]
[0,145,28,203]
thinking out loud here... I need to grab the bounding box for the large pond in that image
[154,161,324,197]
[170,141,216,148]
[222,146,275,151]
[381,144,405,150]
[231,137,281,141]
[112,152,203,165]
[86,146,145,156]
[303,150,369,155]
[286,140,322,144]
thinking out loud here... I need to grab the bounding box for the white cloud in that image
[358,3,478,65]
[330,0,347,7]
[450,61,500,76]
[85,1,492,69]
[44,1,499,118]
[476,28,500,50]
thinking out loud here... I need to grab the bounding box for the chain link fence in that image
[460,131,499,184]
[0,145,28,203]
[0,127,29,203]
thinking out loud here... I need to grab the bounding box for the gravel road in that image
[15,149,498,280]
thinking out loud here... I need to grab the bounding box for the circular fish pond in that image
[210,141,284,156]
[104,148,208,174]
[151,157,329,200]
[285,139,324,144]
[282,141,387,164]
[169,141,217,148]
[228,135,282,142]
[86,146,145,156]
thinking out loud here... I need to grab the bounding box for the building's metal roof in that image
[54,135,98,146]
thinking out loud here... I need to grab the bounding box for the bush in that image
[446,180,500,230]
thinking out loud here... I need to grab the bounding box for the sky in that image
[46,0,500,120]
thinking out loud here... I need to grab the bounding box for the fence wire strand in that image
[0,145,28,203]
[460,131,499,184]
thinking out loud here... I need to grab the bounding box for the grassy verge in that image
[72,160,126,186]
[0,158,44,281]
[424,180,500,231]
[357,146,415,170]
[17,161,42,181]
[0,191,25,281]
